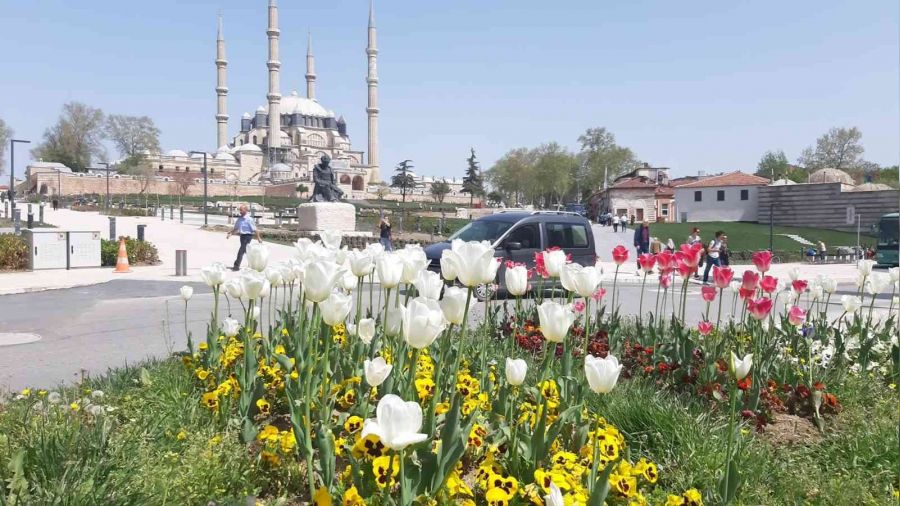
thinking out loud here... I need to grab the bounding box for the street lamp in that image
[9,139,30,214]
[189,151,209,226]
[98,162,110,211]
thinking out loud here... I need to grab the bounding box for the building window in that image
[694,191,702,202]
[185,167,190,172]
[717,190,725,201]
[158,165,164,171]
[740,189,749,201]
[846,205,856,225]
[661,203,669,216]
[252,135,257,144]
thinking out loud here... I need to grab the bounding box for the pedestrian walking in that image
[702,230,725,284]
[379,215,393,251]
[612,214,619,232]
[817,240,827,262]
[720,235,730,266]
[634,221,650,274]
[226,204,262,271]
[688,227,702,278]
[620,214,627,232]
[52,197,59,211]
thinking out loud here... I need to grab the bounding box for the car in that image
[424,211,597,299]
[563,202,587,218]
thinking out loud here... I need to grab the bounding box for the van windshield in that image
[449,220,513,244]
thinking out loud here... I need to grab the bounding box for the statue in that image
[309,154,344,202]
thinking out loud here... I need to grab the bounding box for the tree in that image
[430,179,451,204]
[106,115,161,174]
[31,102,107,171]
[486,147,537,206]
[461,148,484,206]
[296,183,309,197]
[174,171,195,201]
[577,127,640,193]
[0,118,11,177]
[873,165,899,188]
[391,160,416,203]
[798,127,865,172]
[533,142,576,207]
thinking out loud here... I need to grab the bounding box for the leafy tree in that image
[461,148,484,206]
[106,115,161,174]
[430,179,451,204]
[391,160,416,203]
[486,147,536,206]
[798,127,865,172]
[32,102,107,172]
[577,127,640,192]
[296,183,309,196]
[0,118,11,177]
[533,142,576,207]
[873,165,899,188]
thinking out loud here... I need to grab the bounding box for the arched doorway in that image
[352,176,365,191]
[39,183,48,195]
[339,174,351,185]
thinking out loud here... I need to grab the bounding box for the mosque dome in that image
[264,91,335,118]
[770,178,797,186]
[809,168,855,185]
[850,182,893,192]
[190,151,208,159]
[242,112,252,119]
[235,144,262,153]
[270,163,292,176]
[165,149,189,157]
[214,151,236,162]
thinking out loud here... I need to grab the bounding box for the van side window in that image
[546,223,588,248]
[505,224,540,249]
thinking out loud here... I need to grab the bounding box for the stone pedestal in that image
[296,202,356,232]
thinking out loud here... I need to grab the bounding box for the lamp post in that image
[189,151,209,226]
[98,162,110,212]
[9,139,30,214]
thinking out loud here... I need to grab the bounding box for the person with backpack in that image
[612,214,619,232]
[702,230,725,284]
[688,227,703,279]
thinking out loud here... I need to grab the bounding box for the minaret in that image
[215,15,229,148]
[306,31,316,100]
[266,0,282,153]
[366,0,380,182]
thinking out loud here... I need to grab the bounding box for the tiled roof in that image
[655,186,675,197]
[677,171,769,188]
[610,177,657,189]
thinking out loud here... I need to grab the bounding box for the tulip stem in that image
[449,288,474,405]
[638,271,647,324]
[722,380,739,505]
[717,288,724,329]
[183,301,193,355]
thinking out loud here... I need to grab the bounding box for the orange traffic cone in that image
[113,237,131,273]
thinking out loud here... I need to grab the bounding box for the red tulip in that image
[759,275,778,294]
[713,266,733,289]
[701,285,717,302]
[659,273,673,289]
[612,245,629,266]
[656,250,675,272]
[791,280,808,294]
[741,270,760,291]
[676,259,694,278]
[747,297,774,320]
[739,287,756,300]
[697,321,715,336]
[676,243,704,268]
[787,305,806,326]
[752,250,773,273]
[638,253,656,272]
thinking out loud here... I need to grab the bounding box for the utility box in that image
[68,231,102,268]
[24,230,68,270]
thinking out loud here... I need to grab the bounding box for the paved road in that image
[1,277,890,392]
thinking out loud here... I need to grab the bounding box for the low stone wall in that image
[27,173,298,198]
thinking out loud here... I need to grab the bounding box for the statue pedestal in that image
[296,202,356,233]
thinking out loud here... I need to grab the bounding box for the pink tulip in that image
[741,270,760,291]
[591,288,607,301]
[752,250,773,273]
[612,245,629,265]
[747,297,774,320]
[701,285,717,302]
[759,275,778,294]
[676,243,704,269]
[713,266,733,289]
[787,305,806,326]
[791,280,808,294]
[739,287,756,300]
[572,300,586,313]
[638,253,656,272]
[698,321,714,336]
[676,259,693,279]
[659,274,673,289]
[656,250,675,272]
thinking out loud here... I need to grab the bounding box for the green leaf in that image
[5,450,28,506]
[316,424,335,489]
[587,458,617,506]
[717,459,741,505]
[138,367,152,386]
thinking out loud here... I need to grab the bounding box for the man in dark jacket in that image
[633,221,650,272]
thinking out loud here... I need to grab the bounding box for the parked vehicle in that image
[424,211,596,298]
[564,202,588,218]
[876,212,899,267]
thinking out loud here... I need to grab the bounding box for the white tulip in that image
[251,306,261,321]
[358,318,376,344]
[264,266,283,286]
[560,262,580,292]
[571,265,602,298]
[260,280,271,298]
[440,251,458,282]
[865,273,891,295]
[841,294,862,313]
[376,253,404,289]
[320,230,342,250]
[340,271,358,292]
[504,358,527,386]
[788,267,800,281]
[47,392,62,405]
[222,318,241,337]
[542,249,567,278]
[364,241,385,261]
[240,270,266,300]
[584,354,623,394]
[818,276,837,294]
[809,283,823,301]
[224,278,243,299]
[544,483,564,506]
[364,356,392,387]
[536,300,575,343]
[304,260,344,303]
[334,247,349,267]
[890,267,899,283]
[402,297,447,349]
[321,292,352,326]
[505,264,529,296]
[858,259,876,276]
[246,243,269,272]
[294,237,316,261]
[180,285,193,301]
[728,280,741,294]
[348,250,375,277]
[730,352,753,380]
[200,262,227,288]
[385,306,405,336]
[279,263,296,284]
[414,270,444,300]
[361,394,428,451]
[443,239,497,287]
[440,286,468,325]
[397,245,430,285]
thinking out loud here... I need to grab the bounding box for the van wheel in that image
[475,283,496,301]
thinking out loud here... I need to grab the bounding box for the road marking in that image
[0,333,42,347]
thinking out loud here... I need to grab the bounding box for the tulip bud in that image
[504,358,527,386]
[180,285,193,301]
[321,292,352,326]
[584,354,622,394]
[364,357,392,387]
[358,318,376,344]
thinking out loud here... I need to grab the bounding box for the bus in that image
[876,212,899,267]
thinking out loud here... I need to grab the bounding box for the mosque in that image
[147,0,380,194]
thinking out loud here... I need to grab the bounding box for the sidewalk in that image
[0,208,298,295]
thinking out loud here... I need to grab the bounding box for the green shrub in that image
[101,237,160,266]
[0,233,28,270]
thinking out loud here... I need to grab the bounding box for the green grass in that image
[649,221,873,253]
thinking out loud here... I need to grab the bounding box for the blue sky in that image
[1,0,897,180]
